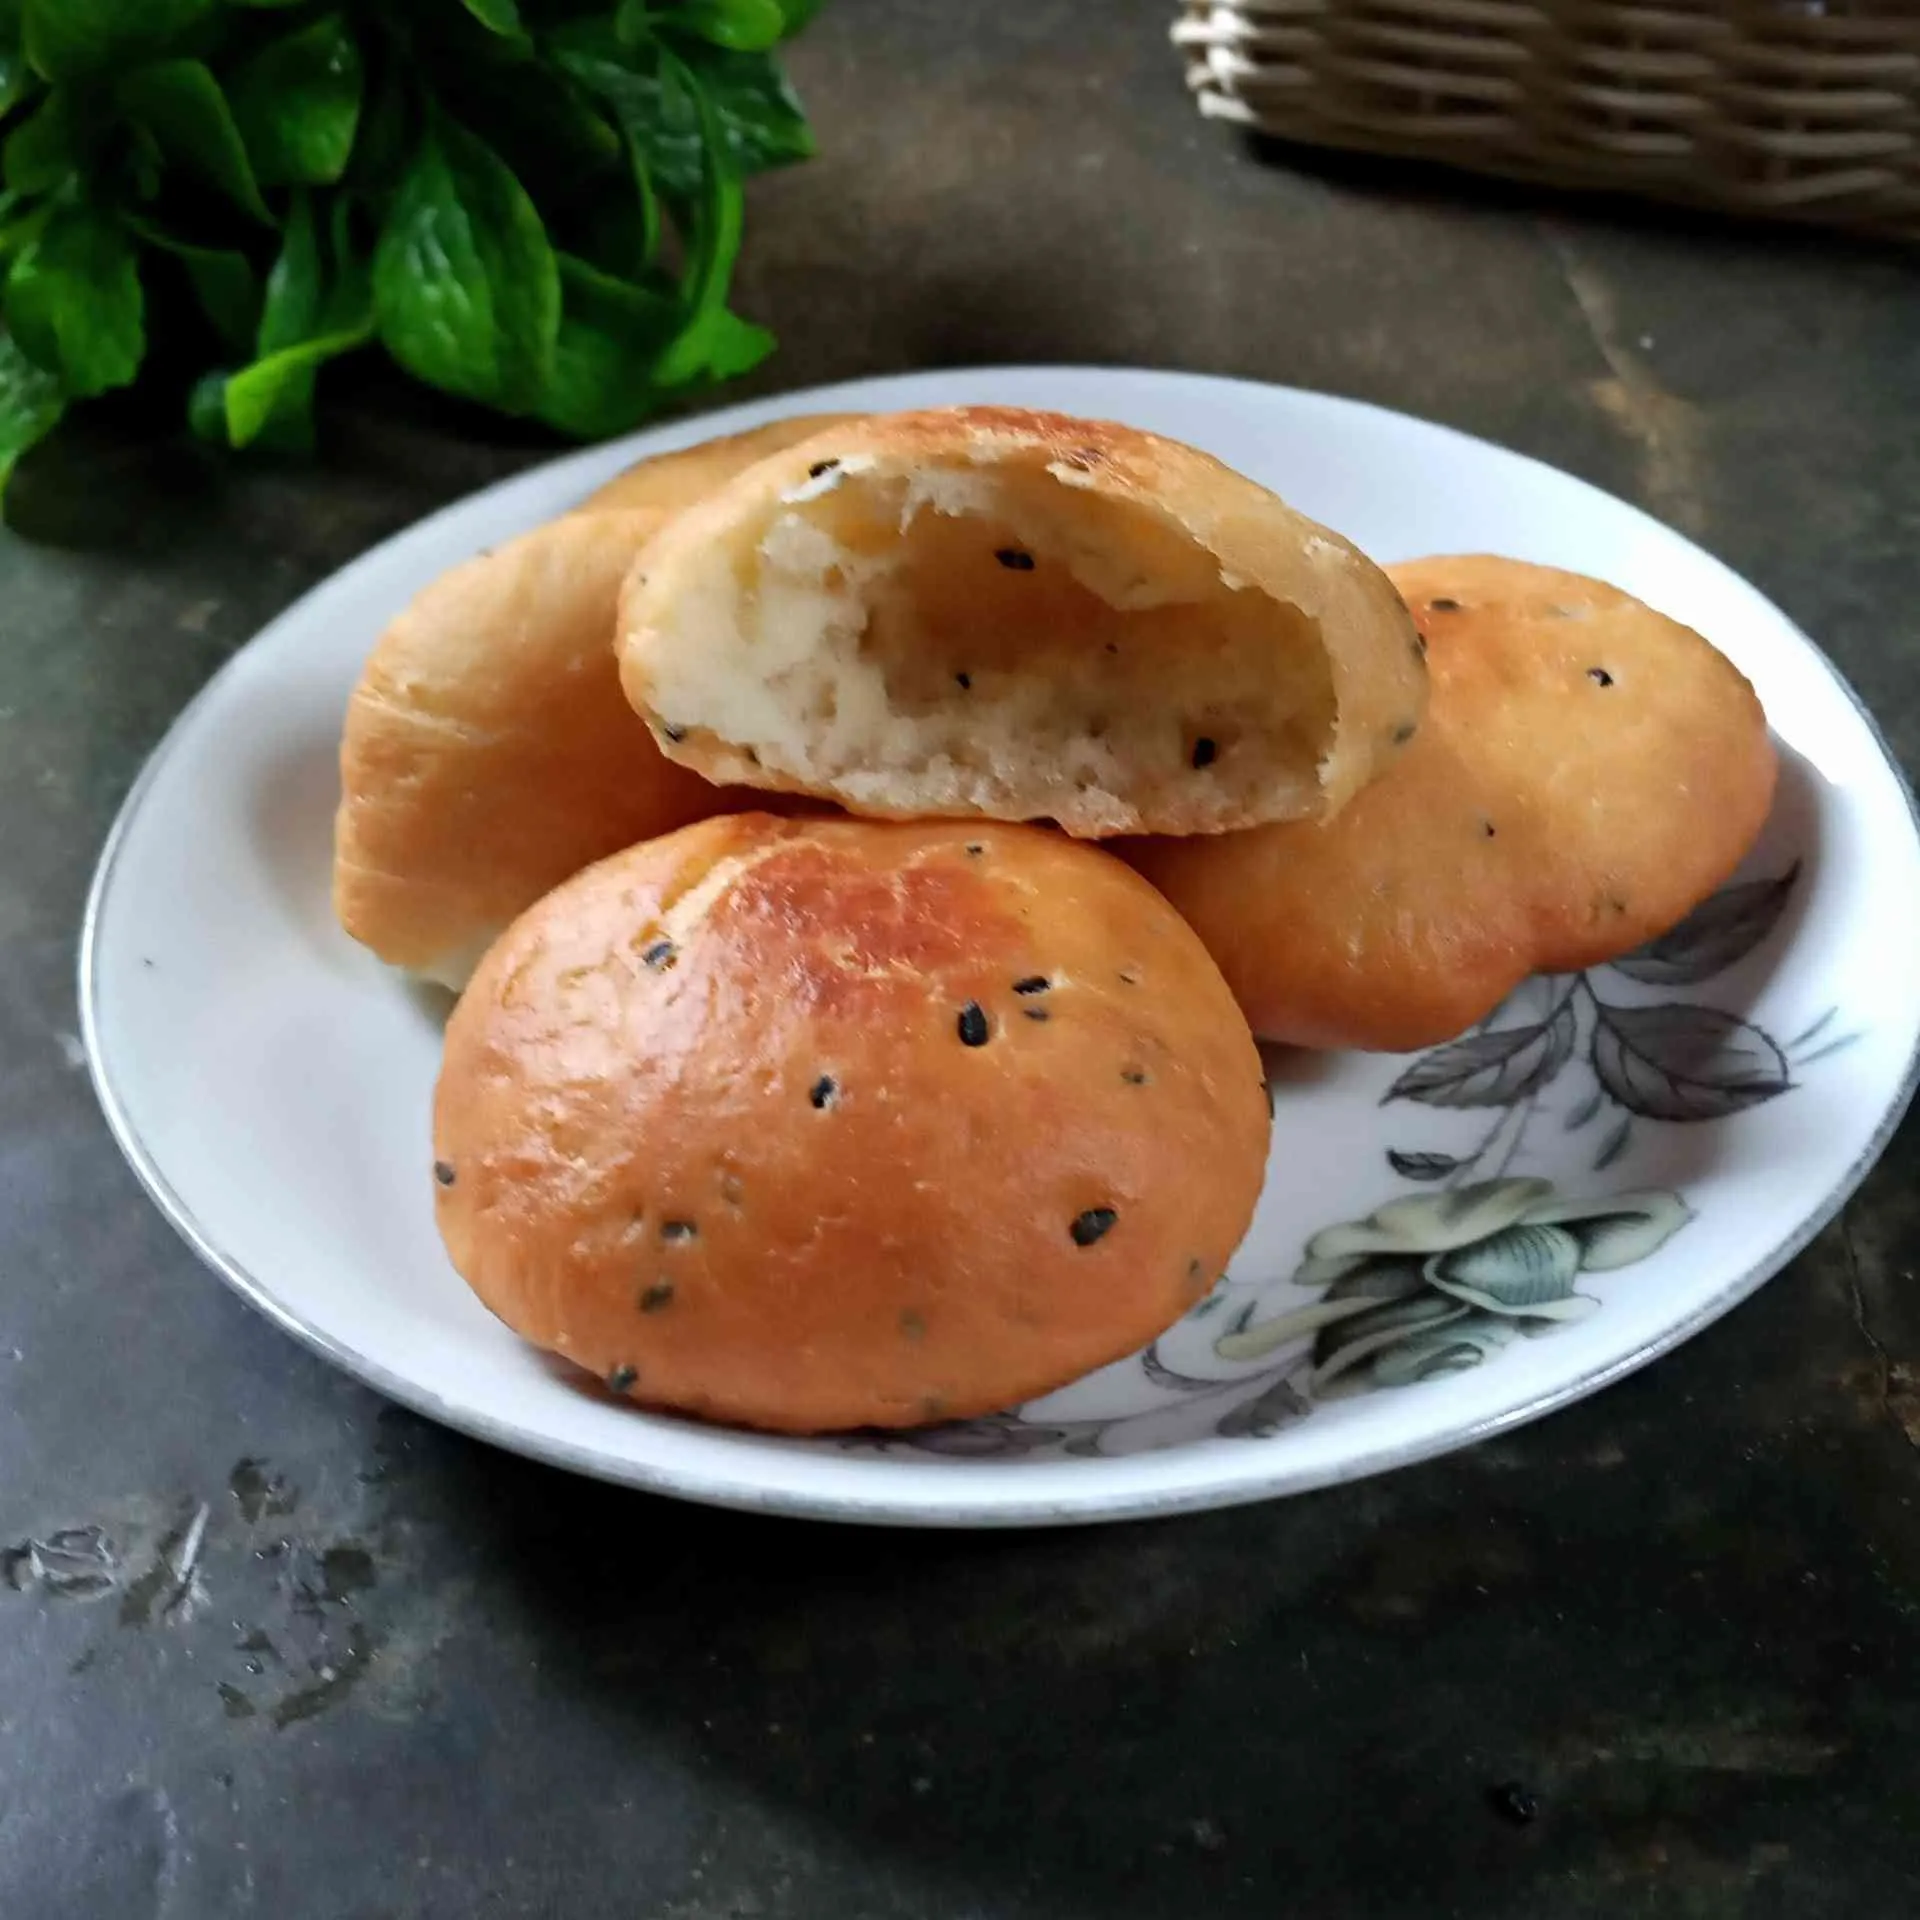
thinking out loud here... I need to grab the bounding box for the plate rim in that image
[76,365,1920,1529]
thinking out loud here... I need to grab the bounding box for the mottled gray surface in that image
[4,3,1920,1915]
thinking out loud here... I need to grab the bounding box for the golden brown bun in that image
[333,511,731,988]
[1128,557,1777,1052]
[573,412,861,517]
[334,417,856,988]
[432,814,1271,1433]
[615,407,1426,838]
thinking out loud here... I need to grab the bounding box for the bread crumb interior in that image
[643,464,1336,830]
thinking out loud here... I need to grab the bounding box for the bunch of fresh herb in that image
[0,0,822,503]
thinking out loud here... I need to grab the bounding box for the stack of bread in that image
[333,407,1774,1435]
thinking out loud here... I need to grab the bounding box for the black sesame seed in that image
[640,1283,675,1314]
[964,842,984,856]
[1483,819,1497,838]
[660,1219,697,1244]
[807,458,838,479]
[1118,967,1141,986]
[1071,1207,1118,1247]
[809,1075,837,1110]
[1191,737,1218,770]
[1188,1257,1204,1280]
[1392,720,1418,745]
[661,723,686,743]
[1588,666,1614,687]
[1489,1782,1539,1826]
[1430,597,1461,612]
[955,671,972,690]
[607,1365,638,1392]
[642,939,677,971]
[1012,975,1050,995]
[433,1161,456,1188]
[1104,640,1119,655]
[957,1002,990,1047]
[1022,1006,1050,1022]
[995,547,1035,571]
[1121,1067,1149,1085]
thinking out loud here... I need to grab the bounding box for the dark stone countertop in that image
[4,4,1919,1915]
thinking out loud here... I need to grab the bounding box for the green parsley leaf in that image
[671,0,785,55]
[3,88,88,196]
[0,0,819,517]
[23,0,214,85]
[372,113,558,413]
[537,252,679,438]
[460,0,522,33]
[116,60,275,225]
[229,13,364,189]
[0,319,62,499]
[4,199,143,396]
[123,215,259,351]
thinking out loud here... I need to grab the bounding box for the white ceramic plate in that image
[82,368,1920,1528]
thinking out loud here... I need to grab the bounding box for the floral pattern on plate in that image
[859,860,1862,1461]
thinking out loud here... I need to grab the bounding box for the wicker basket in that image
[1174,2,1920,240]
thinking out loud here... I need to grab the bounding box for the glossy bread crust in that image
[1129,557,1777,1051]
[432,814,1271,1432]
[334,420,860,989]
[333,510,726,989]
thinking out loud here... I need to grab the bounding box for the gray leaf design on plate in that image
[1215,1255,1432,1364]
[1524,1189,1694,1270]
[1223,1180,1694,1398]
[1386,1149,1463,1181]
[1312,1294,1473,1390]
[1425,1223,1596,1319]
[895,1415,1069,1458]
[1385,997,1577,1109]
[1295,1181,1555,1289]
[1141,1339,1223,1392]
[1324,1256,1430,1305]
[1371,1317,1520,1387]
[1590,1001,1791,1121]
[1593,1114,1633,1170]
[1609,865,1799,987]
[1215,1375,1312,1439]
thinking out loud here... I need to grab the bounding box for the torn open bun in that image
[615,407,1427,837]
